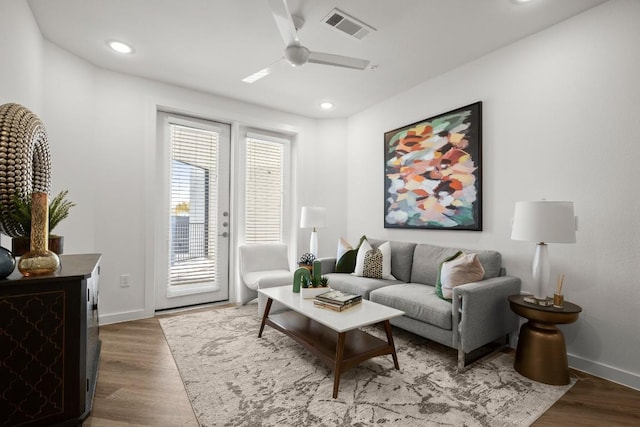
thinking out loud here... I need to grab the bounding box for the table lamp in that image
[511,201,576,300]
[300,206,327,256]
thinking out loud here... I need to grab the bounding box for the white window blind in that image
[245,135,285,244]
[168,123,219,286]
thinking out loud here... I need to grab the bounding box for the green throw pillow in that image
[335,235,367,273]
[435,251,463,301]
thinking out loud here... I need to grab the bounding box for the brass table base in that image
[508,295,581,386]
[514,321,570,385]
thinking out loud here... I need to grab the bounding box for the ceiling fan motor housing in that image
[284,44,310,67]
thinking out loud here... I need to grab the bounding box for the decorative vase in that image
[292,267,311,293]
[17,193,60,276]
[12,235,64,256]
[0,246,16,279]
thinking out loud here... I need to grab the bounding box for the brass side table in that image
[508,294,582,385]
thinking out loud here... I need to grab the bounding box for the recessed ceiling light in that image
[108,40,134,54]
[511,0,534,4]
[320,102,334,110]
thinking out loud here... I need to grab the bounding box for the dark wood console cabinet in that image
[1,254,101,427]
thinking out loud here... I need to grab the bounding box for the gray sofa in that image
[319,238,521,370]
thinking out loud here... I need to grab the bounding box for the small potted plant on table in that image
[300,260,330,298]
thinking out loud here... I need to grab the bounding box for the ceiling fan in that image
[243,0,371,83]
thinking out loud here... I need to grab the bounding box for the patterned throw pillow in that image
[353,239,396,280]
[335,235,366,273]
[362,249,383,279]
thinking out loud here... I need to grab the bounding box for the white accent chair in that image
[238,243,293,316]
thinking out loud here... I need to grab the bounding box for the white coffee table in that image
[258,285,405,398]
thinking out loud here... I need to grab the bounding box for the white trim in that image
[246,130,290,144]
[143,99,159,320]
[99,309,149,326]
[568,353,640,392]
[229,121,241,305]
[163,112,225,133]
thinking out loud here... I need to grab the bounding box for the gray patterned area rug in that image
[159,305,574,427]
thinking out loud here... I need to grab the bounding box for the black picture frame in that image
[384,101,482,231]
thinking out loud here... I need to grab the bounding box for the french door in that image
[155,112,230,310]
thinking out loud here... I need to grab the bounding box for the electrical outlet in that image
[120,274,130,288]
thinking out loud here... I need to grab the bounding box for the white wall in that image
[346,0,640,389]
[42,42,97,254]
[300,118,348,258]
[0,0,43,249]
[0,0,42,112]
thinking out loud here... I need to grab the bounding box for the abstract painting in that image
[384,102,482,230]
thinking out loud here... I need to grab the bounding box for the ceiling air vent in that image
[322,8,376,40]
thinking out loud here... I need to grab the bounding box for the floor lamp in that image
[511,201,576,300]
[300,206,327,257]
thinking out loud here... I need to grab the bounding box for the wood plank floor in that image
[85,305,640,426]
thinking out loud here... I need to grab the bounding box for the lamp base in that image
[532,243,549,300]
[309,229,318,257]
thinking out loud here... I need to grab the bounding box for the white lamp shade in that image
[300,206,327,229]
[511,201,576,243]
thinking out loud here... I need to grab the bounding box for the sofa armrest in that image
[452,275,521,354]
[316,257,337,274]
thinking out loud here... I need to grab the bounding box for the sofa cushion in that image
[435,251,463,301]
[325,273,400,299]
[368,239,417,283]
[335,235,366,273]
[411,243,502,285]
[370,283,453,330]
[336,237,352,261]
[439,252,485,300]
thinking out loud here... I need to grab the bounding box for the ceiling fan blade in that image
[267,0,298,47]
[307,52,370,70]
[242,58,283,83]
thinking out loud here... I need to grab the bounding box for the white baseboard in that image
[99,309,151,325]
[568,353,640,392]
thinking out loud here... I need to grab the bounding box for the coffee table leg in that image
[383,320,400,369]
[333,332,346,399]
[258,298,273,338]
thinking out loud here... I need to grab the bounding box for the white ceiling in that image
[27,0,608,119]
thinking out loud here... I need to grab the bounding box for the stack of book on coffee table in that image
[313,290,362,312]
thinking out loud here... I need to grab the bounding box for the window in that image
[244,132,290,244]
[168,123,219,287]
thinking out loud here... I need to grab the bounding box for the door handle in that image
[219,232,229,238]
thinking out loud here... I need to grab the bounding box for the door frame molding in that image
[143,97,303,318]
[153,112,231,310]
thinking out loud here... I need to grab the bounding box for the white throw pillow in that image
[336,237,353,260]
[440,252,485,299]
[353,240,395,280]
[353,239,372,276]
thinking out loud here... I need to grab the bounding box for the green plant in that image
[9,190,76,237]
[303,275,329,288]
